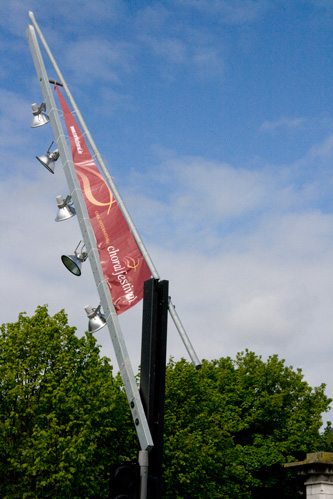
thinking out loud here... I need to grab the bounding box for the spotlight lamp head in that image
[61,241,88,276]
[55,195,76,222]
[84,304,106,333]
[30,101,50,128]
[36,141,60,174]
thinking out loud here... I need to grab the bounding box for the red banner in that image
[55,86,151,314]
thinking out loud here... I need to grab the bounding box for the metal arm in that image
[26,23,153,452]
[28,10,201,369]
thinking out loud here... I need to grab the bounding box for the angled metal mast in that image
[26,23,153,452]
[28,10,201,370]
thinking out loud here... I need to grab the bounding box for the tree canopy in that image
[0,306,136,499]
[163,353,332,498]
[0,307,332,498]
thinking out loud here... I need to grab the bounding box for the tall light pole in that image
[27,11,201,372]
[26,11,201,497]
[26,22,153,454]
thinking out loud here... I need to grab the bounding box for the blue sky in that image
[1,0,333,423]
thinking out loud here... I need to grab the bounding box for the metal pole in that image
[140,279,169,498]
[28,10,158,280]
[168,299,201,369]
[26,23,153,453]
[27,10,201,370]
[139,451,149,499]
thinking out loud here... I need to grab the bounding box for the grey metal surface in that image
[26,23,153,452]
[28,11,201,370]
[168,299,201,369]
[28,10,159,281]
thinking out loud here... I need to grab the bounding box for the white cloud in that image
[308,133,333,160]
[145,36,188,65]
[139,33,226,79]
[62,39,135,85]
[2,0,333,428]
[135,4,170,32]
[0,1,126,37]
[192,46,226,77]
[125,154,322,254]
[177,0,269,25]
[261,117,306,132]
[2,122,333,424]
[117,144,333,424]
[0,89,35,150]
[135,4,226,79]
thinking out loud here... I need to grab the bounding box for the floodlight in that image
[36,141,59,174]
[30,102,50,127]
[61,241,87,276]
[84,304,106,333]
[55,195,76,222]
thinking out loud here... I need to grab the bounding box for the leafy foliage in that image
[1,307,332,498]
[0,306,136,499]
[163,352,332,498]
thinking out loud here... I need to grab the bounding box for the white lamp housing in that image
[84,304,106,333]
[36,141,59,174]
[31,102,50,128]
[55,195,76,222]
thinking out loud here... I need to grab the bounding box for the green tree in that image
[163,352,332,499]
[2,308,331,499]
[0,306,136,499]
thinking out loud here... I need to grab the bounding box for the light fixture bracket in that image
[36,140,59,174]
[30,101,49,127]
[55,195,76,222]
[84,304,106,333]
[61,241,88,276]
